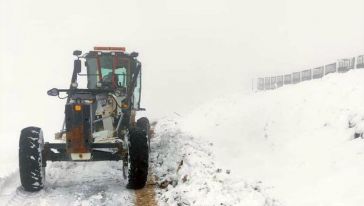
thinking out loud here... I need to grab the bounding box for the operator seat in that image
[103,72,119,88]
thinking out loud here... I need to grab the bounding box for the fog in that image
[1,0,363,136]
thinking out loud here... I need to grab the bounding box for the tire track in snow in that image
[5,187,41,206]
[0,162,135,206]
[0,171,18,194]
[134,123,158,206]
[0,173,42,206]
[0,172,30,206]
[135,171,157,206]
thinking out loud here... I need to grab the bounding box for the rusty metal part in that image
[66,125,89,153]
[130,110,136,127]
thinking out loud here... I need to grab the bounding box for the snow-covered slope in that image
[179,70,364,206]
[151,118,281,206]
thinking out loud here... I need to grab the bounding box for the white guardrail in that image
[256,55,364,91]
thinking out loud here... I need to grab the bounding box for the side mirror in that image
[47,88,59,96]
[73,50,82,56]
[74,59,81,74]
[130,52,139,58]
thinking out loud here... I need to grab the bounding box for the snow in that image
[179,70,364,206]
[0,132,18,178]
[0,161,135,206]
[2,66,364,205]
[0,133,135,206]
[151,117,281,206]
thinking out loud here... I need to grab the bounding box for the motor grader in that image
[19,47,150,191]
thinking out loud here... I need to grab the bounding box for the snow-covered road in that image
[0,119,282,206]
[0,161,134,206]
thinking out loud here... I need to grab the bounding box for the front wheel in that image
[19,127,45,192]
[126,127,149,189]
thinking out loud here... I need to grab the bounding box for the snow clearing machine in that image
[19,47,150,191]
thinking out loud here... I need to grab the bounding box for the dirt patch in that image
[135,172,157,206]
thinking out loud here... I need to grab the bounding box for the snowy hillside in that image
[179,70,364,206]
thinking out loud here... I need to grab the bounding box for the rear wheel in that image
[127,127,149,189]
[136,117,150,151]
[19,127,45,192]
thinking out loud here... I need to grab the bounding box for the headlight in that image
[74,104,82,112]
[71,82,78,88]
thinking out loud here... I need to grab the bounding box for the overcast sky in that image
[0,0,363,135]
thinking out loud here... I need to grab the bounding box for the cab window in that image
[86,55,130,89]
[133,73,141,109]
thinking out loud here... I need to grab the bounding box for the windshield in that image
[85,55,130,89]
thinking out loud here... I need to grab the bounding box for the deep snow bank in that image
[179,70,364,206]
[151,118,281,206]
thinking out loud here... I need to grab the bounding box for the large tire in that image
[136,117,151,151]
[127,127,149,189]
[19,127,45,192]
